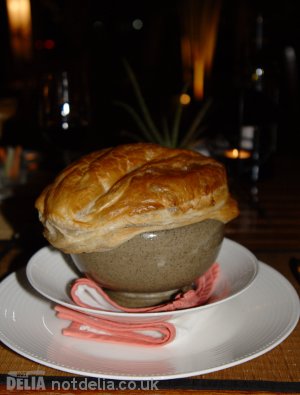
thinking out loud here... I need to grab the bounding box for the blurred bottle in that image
[238,12,279,182]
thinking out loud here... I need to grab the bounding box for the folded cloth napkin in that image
[55,305,176,347]
[55,263,220,347]
[70,262,220,313]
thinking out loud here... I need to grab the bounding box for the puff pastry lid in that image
[35,143,238,253]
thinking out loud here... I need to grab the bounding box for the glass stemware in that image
[38,69,91,167]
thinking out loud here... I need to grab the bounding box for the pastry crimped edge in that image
[35,143,239,253]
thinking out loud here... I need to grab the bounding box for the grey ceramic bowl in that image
[71,219,224,308]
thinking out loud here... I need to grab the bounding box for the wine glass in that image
[38,68,91,167]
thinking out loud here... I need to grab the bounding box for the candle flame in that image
[232,148,239,158]
[224,149,251,159]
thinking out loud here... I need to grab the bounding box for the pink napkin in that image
[55,263,220,347]
[55,305,176,347]
[70,262,220,313]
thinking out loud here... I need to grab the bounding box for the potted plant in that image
[114,59,212,149]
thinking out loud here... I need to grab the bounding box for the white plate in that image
[0,262,299,380]
[26,238,259,319]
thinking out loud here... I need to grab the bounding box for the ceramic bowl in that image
[70,219,224,308]
[26,238,259,322]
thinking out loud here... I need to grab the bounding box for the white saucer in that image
[26,238,259,318]
[0,262,299,379]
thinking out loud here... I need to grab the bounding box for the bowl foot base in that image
[105,286,192,308]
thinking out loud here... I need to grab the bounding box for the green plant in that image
[114,59,212,149]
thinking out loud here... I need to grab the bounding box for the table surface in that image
[0,155,299,394]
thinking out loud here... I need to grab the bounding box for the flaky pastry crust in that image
[35,143,238,253]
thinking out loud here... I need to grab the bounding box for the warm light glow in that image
[6,0,32,60]
[232,148,239,159]
[180,0,221,100]
[193,58,205,100]
[224,149,251,160]
[179,93,191,105]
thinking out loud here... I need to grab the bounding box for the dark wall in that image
[1,0,300,154]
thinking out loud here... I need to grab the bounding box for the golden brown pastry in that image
[35,143,238,253]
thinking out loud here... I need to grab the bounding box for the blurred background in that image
[0,0,300,153]
[0,0,300,266]
[0,0,300,188]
